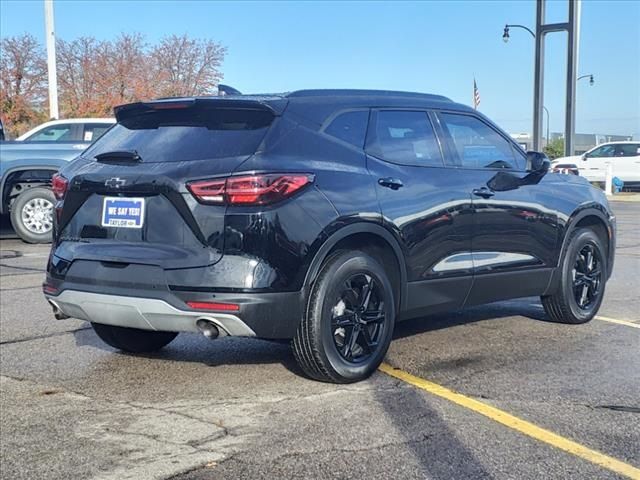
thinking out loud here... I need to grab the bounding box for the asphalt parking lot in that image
[0,201,638,480]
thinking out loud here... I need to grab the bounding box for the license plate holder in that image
[101,197,145,229]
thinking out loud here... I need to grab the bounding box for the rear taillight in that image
[187,174,314,206]
[51,174,69,200]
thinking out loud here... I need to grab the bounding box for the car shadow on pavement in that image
[71,298,550,379]
[392,298,550,340]
[374,377,493,478]
[72,326,303,373]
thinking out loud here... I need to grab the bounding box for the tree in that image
[56,36,104,117]
[0,34,48,138]
[544,138,565,159]
[1,33,226,136]
[151,34,226,97]
[98,34,155,108]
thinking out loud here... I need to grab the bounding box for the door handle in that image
[378,177,404,190]
[472,187,495,199]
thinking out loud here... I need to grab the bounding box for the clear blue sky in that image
[1,0,638,137]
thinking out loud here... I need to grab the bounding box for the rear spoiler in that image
[114,97,288,122]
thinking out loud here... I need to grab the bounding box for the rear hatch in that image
[55,98,282,269]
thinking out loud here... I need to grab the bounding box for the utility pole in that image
[532,0,581,156]
[44,0,59,120]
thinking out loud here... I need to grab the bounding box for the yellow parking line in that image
[595,316,640,329]
[379,363,640,480]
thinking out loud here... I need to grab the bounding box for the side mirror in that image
[526,151,550,173]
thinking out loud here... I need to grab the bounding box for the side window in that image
[27,124,74,142]
[586,145,616,158]
[615,144,640,157]
[439,113,520,169]
[368,110,443,167]
[83,124,112,143]
[324,110,368,148]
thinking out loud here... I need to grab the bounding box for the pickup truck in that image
[0,118,114,243]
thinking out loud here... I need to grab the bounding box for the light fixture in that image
[503,25,510,43]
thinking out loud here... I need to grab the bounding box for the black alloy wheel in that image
[292,250,396,383]
[542,227,607,324]
[330,273,387,364]
[572,243,603,310]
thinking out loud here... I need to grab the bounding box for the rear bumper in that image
[45,254,305,338]
[44,283,304,339]
[47,290,256,336]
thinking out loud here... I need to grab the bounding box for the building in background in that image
[509,132,635,154]
[550,132,634,154]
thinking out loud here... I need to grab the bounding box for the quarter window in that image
[83,124,112,143]
[324,111,368,148]
[439,113,520,169]
[369,111,442,166]
[615,144,640,157]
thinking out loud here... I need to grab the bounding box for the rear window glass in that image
[83,108,273,162]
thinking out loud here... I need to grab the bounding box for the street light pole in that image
[502,24,536,41]
[542,106,550,147]
[577,74,595,85]
[506,0,582,156]
[44,0,59,120]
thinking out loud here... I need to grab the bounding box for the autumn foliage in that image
[0,33,226,138]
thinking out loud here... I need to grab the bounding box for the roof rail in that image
[286,89,452,102]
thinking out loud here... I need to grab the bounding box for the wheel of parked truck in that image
[542,227,607,324]
[10,187,55,244]
[91,323,178,353]
[292,250,396,383]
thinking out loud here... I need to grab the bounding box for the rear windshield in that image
[83,108,273,163]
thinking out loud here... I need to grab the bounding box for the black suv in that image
[44,90,616,383]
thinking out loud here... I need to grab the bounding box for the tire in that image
[10,187,56,244]
[91,323,178,353]
[292,250,396,383]
[542,227,607,324]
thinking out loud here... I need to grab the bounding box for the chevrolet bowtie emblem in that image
[105,177,126,188]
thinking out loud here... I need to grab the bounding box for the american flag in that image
[473,79,481,110]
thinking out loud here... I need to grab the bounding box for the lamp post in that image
[502,24,536,41]
[503,2,585,156]
[542,106,550,148]
[577,74,595,86]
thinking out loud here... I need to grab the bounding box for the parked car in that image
[15,118,115,143]
[43,90,616,383]
[551,141,640,189]
[0,118,114,243]
[550,162,580,175]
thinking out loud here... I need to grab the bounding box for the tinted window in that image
[615,144,640,157]
[27,124,75,142]
[369,111,442,166]
[83,108,273,163]
[82,123,113,143]
[440,113,519,169]
[325,110,368,148]
[586,144,616,158]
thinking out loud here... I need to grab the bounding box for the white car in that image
[552,141,640,188]
[16,118,115,143]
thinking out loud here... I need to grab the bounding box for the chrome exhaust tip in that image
[48,299,70,320]
[196,318,220,339]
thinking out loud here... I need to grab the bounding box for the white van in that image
[552,141,640,188]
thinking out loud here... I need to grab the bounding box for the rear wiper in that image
[95,150,142,163]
